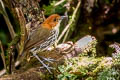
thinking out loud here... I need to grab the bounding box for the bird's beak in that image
[60,16,68,20]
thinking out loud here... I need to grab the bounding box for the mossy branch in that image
[15,7,27,57]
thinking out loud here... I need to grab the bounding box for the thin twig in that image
[0,41,7,73]
[0,1,21,58]
[62,28,70,43]
[57,0,81,44]
[54,0,65,6]
[0,0,15,39]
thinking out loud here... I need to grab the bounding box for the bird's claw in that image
[40,64,55,74]
[41,57,57,63]
[40,64,55,69]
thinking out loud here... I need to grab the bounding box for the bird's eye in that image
[53,18,57,22]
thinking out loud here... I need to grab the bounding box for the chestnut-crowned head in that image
[41,14,63,30]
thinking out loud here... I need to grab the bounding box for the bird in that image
[20,14,64,73]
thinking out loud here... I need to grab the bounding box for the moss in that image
[97,68,120,80]
[57,56,116,80]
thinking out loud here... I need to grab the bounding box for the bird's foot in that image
[40,56,57,63]
[33,53,54,74]
[39,63,55,74]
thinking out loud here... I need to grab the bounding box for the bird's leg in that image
[32,51,53,74]
[40,56,57,63]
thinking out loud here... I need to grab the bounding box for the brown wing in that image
[24,26,51,50]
